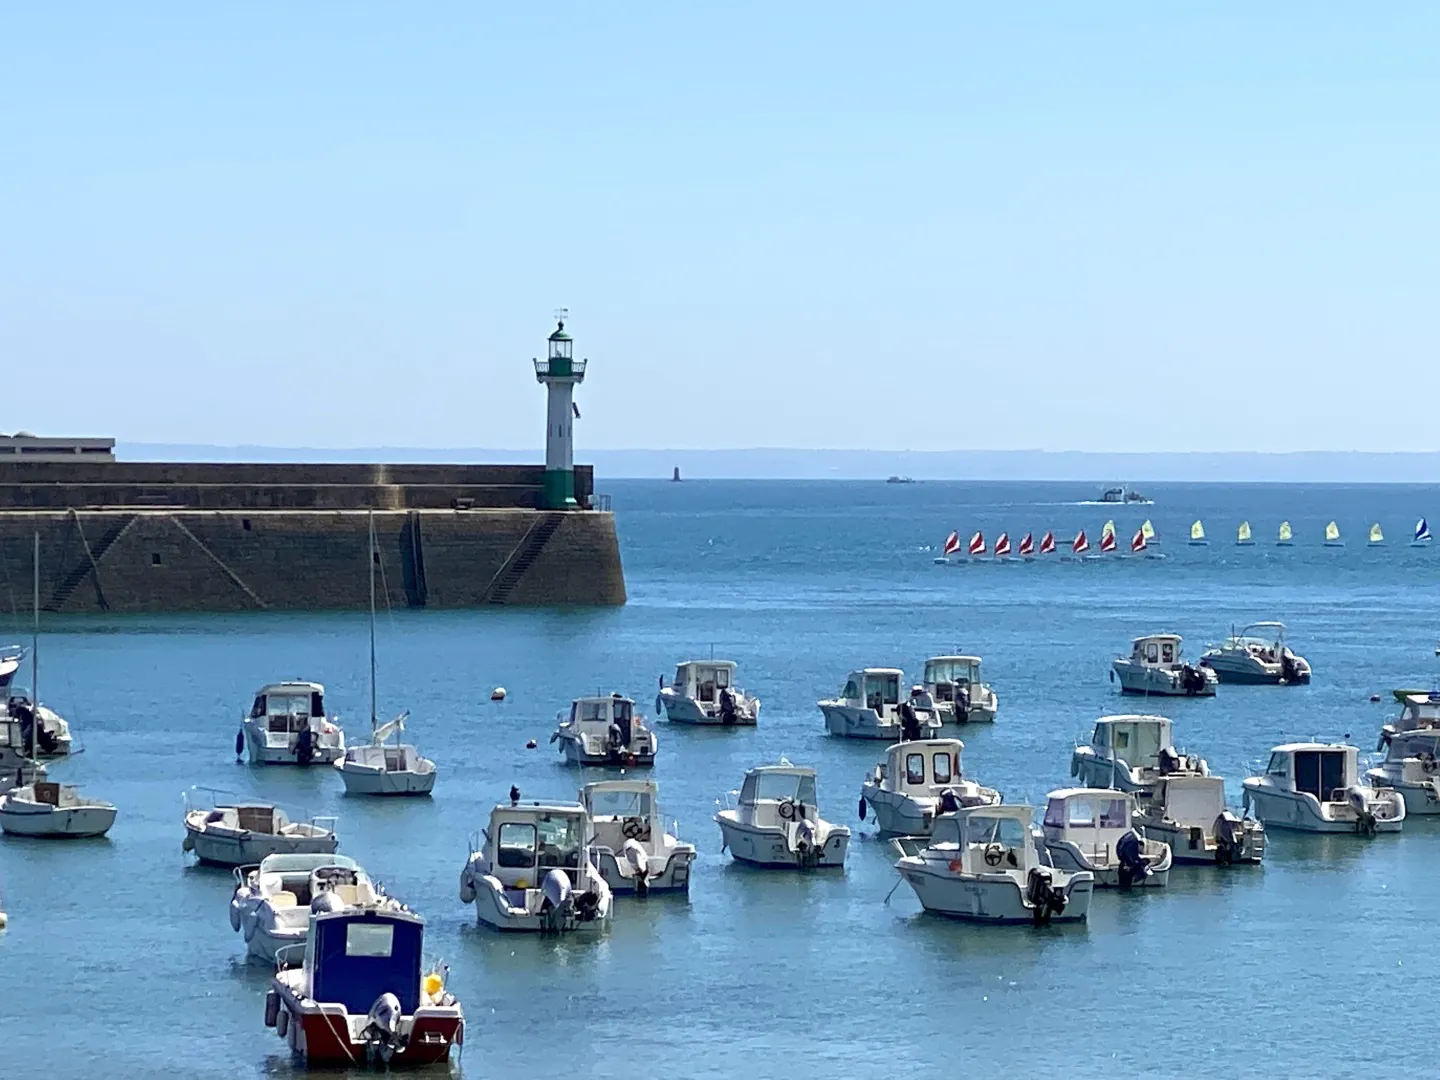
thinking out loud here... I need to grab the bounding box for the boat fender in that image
[1108,668,1114,684]
[1069,753,1079,778]
[857,796,866,821]
[235,730,245,760]
[655,693,664,716]
[229,897,244,932]
[458,864,476,904]
[264,990,280,1028]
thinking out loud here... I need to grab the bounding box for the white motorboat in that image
[921,656,998,724]
[336,512,436,796]
[580,779,695,894]
[0,781,116,838]
[1040,788,1171,888]
[716,761,850,869]
[552,694,657,767]
[1111,634,1217,697]
[859,739,1000,836]
[657,660,759,725]
[183,792,339,867]
[893,805,1093,924]
[1376,691,1440,752]
[239,682,346,767]
[1070,714,1208,795]
[336,716,436,796]
[231,853,402,963]
[459,796,613,933]
[1243,743,1405,834]
[2,540,76,758]
[266,907,463,1068]
[1135,775,1265,864]
[1367,728,1440,816]
[1199,622,1311,685]
[818,668,940,740]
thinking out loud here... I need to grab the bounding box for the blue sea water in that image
[3,479,1439,1080]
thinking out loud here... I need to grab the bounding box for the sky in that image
[3,5,1438,454]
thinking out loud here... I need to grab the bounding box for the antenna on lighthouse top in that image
[554,306,569,330]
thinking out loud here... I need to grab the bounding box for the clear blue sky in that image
[3,5,1437,453]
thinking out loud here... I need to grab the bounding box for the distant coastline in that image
[120,444,1440,484]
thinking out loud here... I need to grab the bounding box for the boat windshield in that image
[587,787,653,819]
[536,814,583,869]
[926,659,978,685]
[743,771,816,805]
[1110,722,1164,762]
[863,673,900,710]
[1294,750,1347,801]
[573,700,611,724]
[1049,796,1127,829]
[966,815,1027,848]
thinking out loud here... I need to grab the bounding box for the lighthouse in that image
[533,310,587,509]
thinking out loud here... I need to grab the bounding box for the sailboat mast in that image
[31,532,39,761]
[368,510,377,734]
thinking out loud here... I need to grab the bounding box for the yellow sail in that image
[1141,519,1155,541]
[1237,521,1252,543]
[1325,520,1341,543]
[1369,522,1384,544]
[1278,521,1292,543]
[1101,519,1116,540]
[1190,520,1205,541]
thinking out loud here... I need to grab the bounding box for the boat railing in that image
[274,942,306,972]
[232,863,262,885]
[310,814,339,836]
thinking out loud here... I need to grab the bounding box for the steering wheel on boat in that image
[777,798,797,821]
[622,817,646,840]
[983,843,1004,867]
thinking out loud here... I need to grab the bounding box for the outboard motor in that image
[898,699,920,742]
[1158,746,1182,775]
[235,729,245,760]
[1025,867,1067,926]
[1213,810,1245,865]
[1180,664,1207,695]
[938,788,961,815]
[794,817,820,869]
[1115,829,1151,889]
[719,688,737,725]
[574,889,603,922]
[954,685,971,723]
[1347,788,1379,836]
[362,992,405,1064]
[295,725,315,767]
[622,838,650,897]
[539,868,574,934]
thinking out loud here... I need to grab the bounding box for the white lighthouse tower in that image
[533,309,587,509]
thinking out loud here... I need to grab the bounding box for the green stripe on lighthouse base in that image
[542,469,577,509]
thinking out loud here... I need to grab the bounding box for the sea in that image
[3,479,1439,1080]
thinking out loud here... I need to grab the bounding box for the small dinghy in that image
[183,791,338,867]
[0,780,116,838]
[459,795,613,933]
[1189,520,1208,546]
[859,738,1000,836]
[921,656,998,724]
[1413,518,1432,547]
[1277,521,1294,546]
[1369,523,1385,546]
[1236,521,1254,546]
[1071,714,1208,795]
[818,668,941,740]
[1243,743,1405,834]
[893,805,1093,924]
[239,682,346,767]
[231,853,402,963]
[657,660,760,725]
[266,907,463,1067]
[1199,622,1311,685]
[1136,774,1265,864]
[1111,634,1217,696]
[1041,788,1171,888]
[552,694,657,767]
[1324,521,1344,547]
[580,779,695,894]
[716,761,850,869]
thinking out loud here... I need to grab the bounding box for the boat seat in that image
[330,884,361,905]
[269,891,298,908]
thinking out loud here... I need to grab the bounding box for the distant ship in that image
[1098,485,1150,504]
[671,467,681,482]
[886,476,915,484]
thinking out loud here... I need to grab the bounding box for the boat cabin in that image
[1150,775,1227,826]
[567,695,638,741]
[923,657,983,703]
[1126,635,1184,669]
[581,780,658,844]
[876,739,965,795]
[250,682,327,737]
[1090,715,1175,766]
[1043,788,1138,859]
[734,765,818,828]
[671,661,738,705]
[838,669,903,716]
[928,805,1039,874]
[1395,693,1440,731]
[486,801,590,890]
[343,743,426,774]
[301,908,425,1016]
[1263,743,1359,802]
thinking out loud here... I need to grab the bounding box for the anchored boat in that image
[183,791,338,867]
[0,780,116,838]
[657,660,759,725]
[1040,788,1171,888]
[580,779,695,894]
[239,682,346,767]
[818,668,940,740]
[231,853,402,963]
[1111,633,1217,696]
[921,656,998,724]
[552,694,657,767]
[1071,715,1208,795]
[1243,743,1405,834]
[716,761,850,869]
[1135,775,1265,864]
[859,738,1000,836]
[1199,622,1311,685]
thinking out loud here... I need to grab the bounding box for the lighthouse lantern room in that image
[533,309,588,509]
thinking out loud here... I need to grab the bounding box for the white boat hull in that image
[860,785,936,836]
[716,814,849,868]
[593,848,695,894]
[1112,661,1216,697]
[1242,785,1404,833]
[1365,770,1440,815]
[936,700,997,725]
[336,765,436,796]
[1138,819,1266,864]
[460,863,614,933]
[1070,749,1147,794]
[243,722,345,767]
[658,690,759,726]
[0,803,115,838]
[556,734,656,768]
[896,861,1092,923]
[819,704,938,741]
[184,827,338,867]
[1043,839,1171,888]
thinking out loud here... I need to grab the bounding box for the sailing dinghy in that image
[1277,521,1293,546]
[1236,521,1254,546]
[1414,519,1432,547]
[1324,521,1344,547]
[935,531,961,563]
[1369,523,1384,546]
[1018,533,1035,558]
[1189,521,1208,547]
[994,533,1012,559]
[1040,531,1056,555]
[968,532,986,559]
[1099,521,1117,554]
[1140,519,1157,546]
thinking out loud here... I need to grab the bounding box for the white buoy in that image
[491,687,507,701]
[0,910,8,929]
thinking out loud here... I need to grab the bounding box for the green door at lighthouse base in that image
[542,469,578,509]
